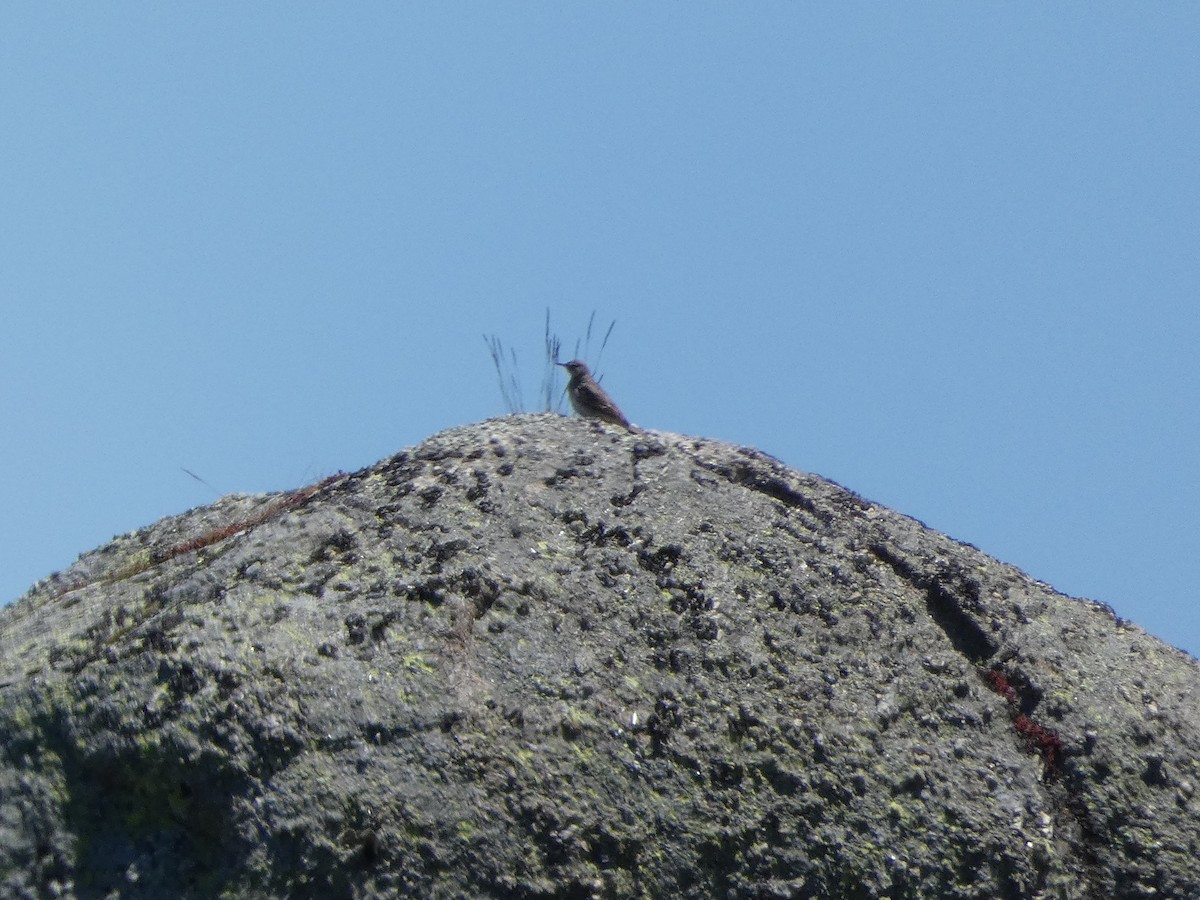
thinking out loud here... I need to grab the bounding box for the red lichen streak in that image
[981,667,1066,776]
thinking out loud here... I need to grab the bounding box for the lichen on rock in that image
[1,414,1198,898]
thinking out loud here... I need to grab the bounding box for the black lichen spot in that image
[727,704,762,741]
[647,696,682,750]
[369,611,398,643]
[610,484,646,508]
[216,669,242,699]
[465,471,491,504]
[1142,754,1167,787]
[544,466,582,487]
[632,442,667,460]
[407,579,448,607]
[668,647,694,674]
[345,614,367,645]
[581,522,636,549]
[638,544,684,576]
[709,758,744,787]
[895,771,928,797]
[454,568,502,617]
[431,538,469,565]
[418,485,444,508]
[159,658,203,702]
[311,529,359,563]
[141,619,180,654]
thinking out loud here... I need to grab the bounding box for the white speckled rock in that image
[1,414,1197,898]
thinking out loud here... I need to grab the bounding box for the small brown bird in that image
[558,359,635,431]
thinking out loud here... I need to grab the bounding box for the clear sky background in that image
[3,6,1198,658]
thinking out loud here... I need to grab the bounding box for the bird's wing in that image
[578,381,631,427]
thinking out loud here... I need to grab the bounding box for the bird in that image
[558,359,635,432]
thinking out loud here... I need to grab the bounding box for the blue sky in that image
[3,5,1198,658]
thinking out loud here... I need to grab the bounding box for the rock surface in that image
[1,415,1198,899]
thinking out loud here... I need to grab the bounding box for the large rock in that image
[1,415,1197,899]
